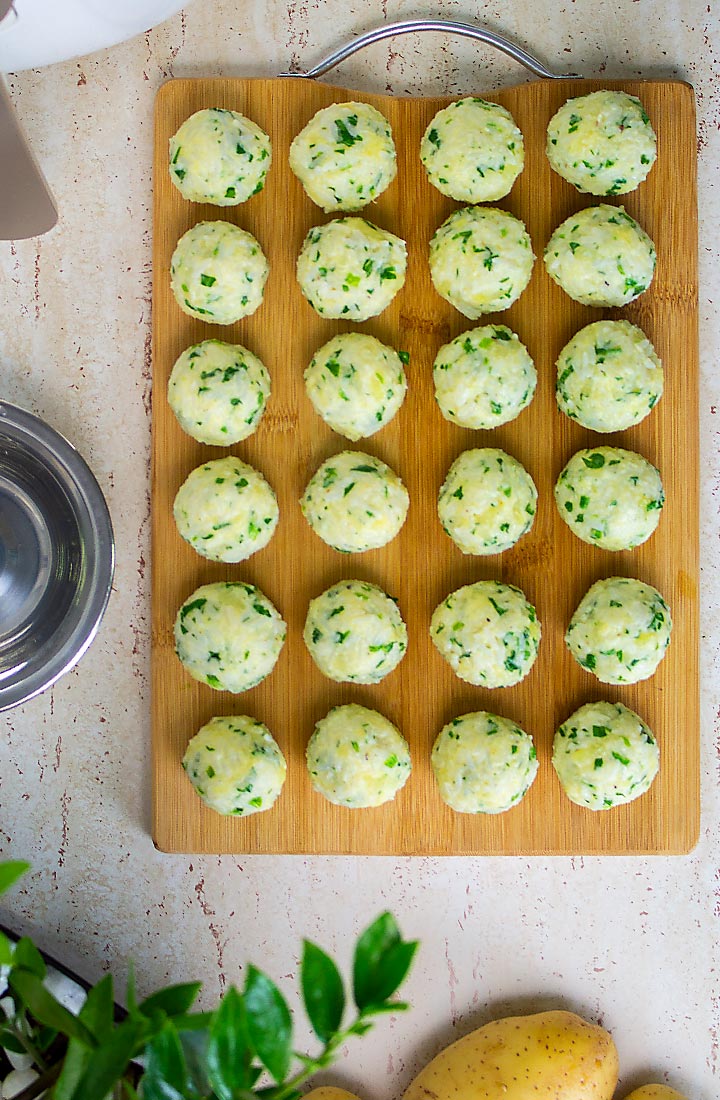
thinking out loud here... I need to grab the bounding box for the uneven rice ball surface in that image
[182,715,286,816]
[169,107,271,204]
[421,97,524,203]
[553,700,659,810]
[432,710,538,814]
[546,90,656,196]
[306,703,411,808]
[290,101,397,212]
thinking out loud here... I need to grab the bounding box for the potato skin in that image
[304,1090,363,1100]
[402,1010,618,1100]
[623,1088,688,1100]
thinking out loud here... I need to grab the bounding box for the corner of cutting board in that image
[154,79,176,114]
[673,78,697,96]
[154,77,197,115]
[664,78,697,115]
[151,820,181,855]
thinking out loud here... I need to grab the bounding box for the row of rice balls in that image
[170,90,656,211]
[174,571,670,705]
[169,313,664,447]
[172,439,664,565]
[183,697,659,818]
[169,197,656,329]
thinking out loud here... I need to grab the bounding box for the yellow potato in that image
[304,1090,362,1100]
[623,1088,688,1100]
[402,1010,618,1100]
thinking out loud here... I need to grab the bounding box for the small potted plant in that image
[0,861,417,1099]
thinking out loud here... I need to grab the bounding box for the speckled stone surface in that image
[0,1,718,1096]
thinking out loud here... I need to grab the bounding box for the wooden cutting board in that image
[151,76,698,855]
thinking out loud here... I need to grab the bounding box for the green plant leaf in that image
[358,999,410,1016]
[179,1028,211,1095]
[254,1090,301,1100]
[360,941,418,1009]
[65,1018,142,1100]
[352,913,417,1011]
[207,985,256,1098]
[243,967,292,1083]
[352,912,398,1010]
[169,1010,214,1033]
[8,970,96,1046]
[0,860,29,895]
[300,940,345,1042]
[53,1036,92,1100]
[0,1027,27,1054]
[78,973,114,1043]
[141,1074,186,1100]
[139,982,202,1020]
[11,935,46,978]
[36,1023,59,1051]
[142,1023,192,1099]
[0,929,12,966]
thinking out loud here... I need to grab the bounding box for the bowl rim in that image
[0,401,115,711]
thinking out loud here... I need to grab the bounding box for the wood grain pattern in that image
[151,77,698,854]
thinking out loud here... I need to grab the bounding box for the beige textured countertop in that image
[0,1,718,1096]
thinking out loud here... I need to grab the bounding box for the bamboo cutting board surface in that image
[151,76,698,855]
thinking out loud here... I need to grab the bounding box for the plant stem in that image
[269,1016,368,1100]
[8,1020,48,1073]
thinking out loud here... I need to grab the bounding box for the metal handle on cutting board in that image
[281,19,580,80]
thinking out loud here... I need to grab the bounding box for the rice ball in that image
[429,206,534,318]
[304,332,407,440]
[421,97,524,203]
[552,700,659,810]
[306,703,411,808]
[544,204,655,307]
[566,576,672,684]
[555,447,664,551]
[433,324,536,430]
[547,90,656,196]
[182,715,286,816]
[289,101,397,212]
[300,450,409,553]
[431,711,538,814]
[556,320,663,432]
[170,220,269,324]
[438,448,537,555]
[173,457,278,563]
[296,217,407,321]
[167,339,270,446]
[174,581,286,693]
[169,107,271,205]
[303,579,407,684]
[430,580,541,688]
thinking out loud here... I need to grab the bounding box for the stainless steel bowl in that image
[0,402,114,710]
